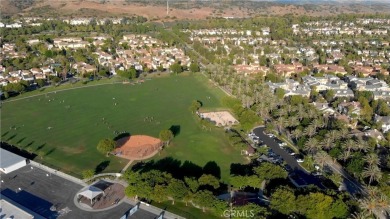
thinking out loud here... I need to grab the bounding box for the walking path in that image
[120,160,134,173]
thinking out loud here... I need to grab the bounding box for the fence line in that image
[29,160,87,186]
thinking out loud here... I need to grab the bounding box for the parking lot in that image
[253,127,325,189]
[0,165,157,219]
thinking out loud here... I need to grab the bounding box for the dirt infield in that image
[199,111,239,127]
[114,135,162,160]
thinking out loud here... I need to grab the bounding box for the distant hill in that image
[0,0,389,19]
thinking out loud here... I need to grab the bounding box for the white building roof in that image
[77,186,104,200]
[0,199,34,219]
[0,148,26,169]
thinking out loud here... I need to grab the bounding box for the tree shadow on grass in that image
[45,148,56,156]
[7,134,17,141]
[95,160,110,174]
[169,125,181,137]
[2,131,9,137]
[35,143,46,151]
[203,161,221,179]
[16,137,27,145]
[24,141,35,148]
[230,163,255,176]
[114,132,131,141]
[132,157,221,180]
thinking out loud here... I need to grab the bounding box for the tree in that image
[192,190,215,212]
[36,79,45,88]
[364,153,380,168]
[167,179,188,205]
[198,174,220,189]
[275,88,285,99]
[170,62,183,74]
[297,192,334,219]
[253,162,287,181]
[189,100,201,113]
[82,169,95,179]
[158,128,174,145]
[362,165,382,185]
[270,187,296,215]
[98,69,109,77]
[152,185,167,203]
[184,177,199,193]
[189,62,200,73]
[304,138,320,156]
[96,138,116,156]
[230,175,248,189]
[324,89,335,102]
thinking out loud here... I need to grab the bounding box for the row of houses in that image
[0,67,57,86]
[94,34,191,72]
[183,28,270,37]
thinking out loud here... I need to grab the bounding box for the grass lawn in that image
[1,74,245,180]
[151,200,221,219]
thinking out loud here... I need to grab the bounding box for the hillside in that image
[0,0,389,19]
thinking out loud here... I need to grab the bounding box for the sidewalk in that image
[124,198,186,219]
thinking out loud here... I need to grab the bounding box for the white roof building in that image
[0,148,27,174]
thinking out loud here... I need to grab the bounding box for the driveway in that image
[253,127,325,189]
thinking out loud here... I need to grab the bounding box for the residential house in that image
[312,102,336,114]
[374,115,390,133]
[338,101,361,116]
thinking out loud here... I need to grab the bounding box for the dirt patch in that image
[114,135,162,160]
[61,145,86,154]
[199,111,239,127]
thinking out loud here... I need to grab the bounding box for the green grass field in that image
[1,74,245,181]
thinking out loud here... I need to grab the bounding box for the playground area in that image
[199,111,239,127]
[114,135,162,160]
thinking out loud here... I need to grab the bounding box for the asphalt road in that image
[253,127,325,189]
[0,165,157,219]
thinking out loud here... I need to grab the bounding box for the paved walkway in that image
[120,160,134,173]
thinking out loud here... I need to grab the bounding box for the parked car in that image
[294,154,304,163]
[284,147,295,155]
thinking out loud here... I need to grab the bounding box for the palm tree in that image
[338,150,353,162]
[314,151,328,169]
[341,139,357,161]
[321,136,334,151]
[276,117,286,135]
[304,138,320,156]
[359,193,390,218]
[356,138,370,152]
[349,211,371,219]
[328,130,340,142]
[338,128,350,140]
[364,153,380,168]
[297,104,306,121]
[291,129,302,142]
[304,125,317,138]
[362,165,382,185]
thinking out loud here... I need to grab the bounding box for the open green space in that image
[1,74,245,180]
[151,200,221,219]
